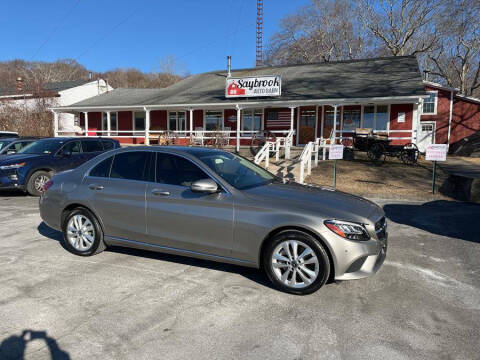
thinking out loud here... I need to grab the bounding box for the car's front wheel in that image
[263,231,330,295]
[62,208,106,256]
[26,170,51,196]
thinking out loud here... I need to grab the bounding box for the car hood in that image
[0,153,42,165]
[242,182,384,223]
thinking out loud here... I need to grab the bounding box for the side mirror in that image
[190,178,219,194]
[7,150,16,154]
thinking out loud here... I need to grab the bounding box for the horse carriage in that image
[352,128,419,165]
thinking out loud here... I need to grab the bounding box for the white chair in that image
[191,127,204,146]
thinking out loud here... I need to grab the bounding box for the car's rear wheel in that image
[62,208,106,256]
[263,230,330,295]
[26,170,51,196]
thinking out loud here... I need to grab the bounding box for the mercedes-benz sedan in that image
[39,146,387,295]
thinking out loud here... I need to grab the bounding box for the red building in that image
[52,56,455,151]
[420,81,480,152]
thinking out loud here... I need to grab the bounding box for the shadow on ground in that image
[0,330,70,360]
[383,200,480,243]
[37,222,276,290]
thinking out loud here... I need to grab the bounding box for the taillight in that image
[42,180,54,192]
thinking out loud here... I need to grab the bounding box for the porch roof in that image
[56,55,427,111]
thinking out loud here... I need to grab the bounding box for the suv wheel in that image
[263,231,330,295]
[62,208,106,256]
[26,170,51,196]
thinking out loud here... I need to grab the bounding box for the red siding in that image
[421,86,451,144]
[151,110,167,130]
[451,98,480,145]
[193,110,203,129]
[224,109,237,130]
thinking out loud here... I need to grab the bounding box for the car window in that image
[111,152,149,181]
[101,140,114,150]
[89,156,113,178]
[18,139,63,154]
[81,140,103,153]
[0,140,10,150]
[12,141,33,152]
[61,141,82,155]
[156,153,209,187]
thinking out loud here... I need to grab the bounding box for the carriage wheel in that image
[250,130,277,156]
[367,143,385,164]
[400,143,419,165]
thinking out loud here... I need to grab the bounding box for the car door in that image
[55,140,84,171]
[80,139,104,163]
[85,151,153,242]
[145,152,234,257]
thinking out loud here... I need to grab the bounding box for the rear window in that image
[90,156,113,178]
[82,140,103,153]
[102,140,115,150]
[110,152,150,181]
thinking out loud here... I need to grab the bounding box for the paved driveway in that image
[0,193,479,360]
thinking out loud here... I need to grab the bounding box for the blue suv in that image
[0,137,120,196]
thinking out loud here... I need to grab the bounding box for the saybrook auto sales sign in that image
[226,76,281,98]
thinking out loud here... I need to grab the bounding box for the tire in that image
[26,170,52,196]
[263,230,330,295]
[62,207,106,256]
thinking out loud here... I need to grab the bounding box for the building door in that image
[298,108,316,144]
[323,106,335,139]
[417,122,436,152]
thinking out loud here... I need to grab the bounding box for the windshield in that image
[196,151,276,190]
[17,140,62,155]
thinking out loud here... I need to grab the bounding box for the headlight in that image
[0,162,26,170]
[324,220,370,241]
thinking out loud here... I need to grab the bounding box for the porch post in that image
[289,106,295,131]
[333,105,338,143]
[53,111,59,137]
[84,112,89,137]
[412,102,419,144]
[144,108,151,145]
[236,105,241,153]
[189,109,194,141]
[106,111,111,137]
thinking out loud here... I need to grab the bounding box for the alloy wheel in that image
[66,215,95,251]
[34,175,49,192]
[271,240,319,289]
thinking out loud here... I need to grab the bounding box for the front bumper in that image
[0,170,25,190]
[334,234,387,280]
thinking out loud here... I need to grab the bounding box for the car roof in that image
[115,146,229,156]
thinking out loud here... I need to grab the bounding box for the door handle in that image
[151,189,170,196]
[88,184,104,191]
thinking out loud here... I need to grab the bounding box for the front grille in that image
[375,217,387,239]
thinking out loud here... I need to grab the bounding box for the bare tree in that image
[427,0,480,96]
[356,0,443,56]
[265,0,372,65]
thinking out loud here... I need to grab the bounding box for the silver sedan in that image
[39,146,387,295]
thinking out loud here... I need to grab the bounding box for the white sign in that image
[329,145,344,160]
[425,144,447,161]
[398,112,405,123]
[226,76,281,98]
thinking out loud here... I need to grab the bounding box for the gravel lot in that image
[0,192,479,360]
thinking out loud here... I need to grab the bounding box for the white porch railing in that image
[274,129,295,161]
[254,141,274,169]
[299,138,328,184]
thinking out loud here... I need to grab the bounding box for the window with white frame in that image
[361,105,389,130]
[102,112,118,135]
[168,111,186,133]
[204,111,223,131]
[422,91,437,114]
[133,111,146,132]
[242,109,262,132]
[342,109,361,131]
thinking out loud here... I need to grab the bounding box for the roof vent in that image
[227,56,231,78]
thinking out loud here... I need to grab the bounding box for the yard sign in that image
[425,144,447,194]
[329,145,344,160]
[425,144,447,161]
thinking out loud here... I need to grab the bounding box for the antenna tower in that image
[256,0,264,67]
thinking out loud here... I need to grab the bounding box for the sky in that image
[1,0,310,75]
